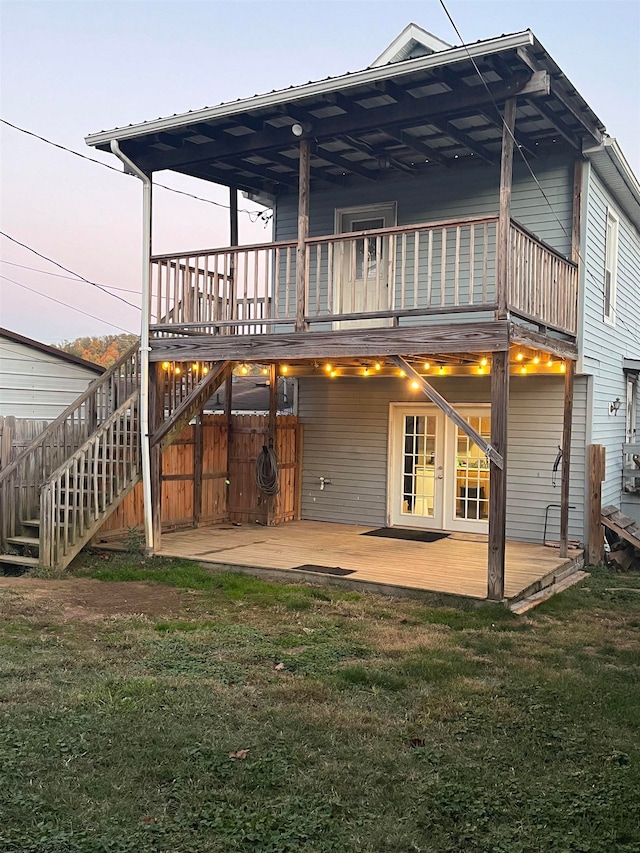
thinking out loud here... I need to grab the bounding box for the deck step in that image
[6,536,40,548]
[0,554,39,568]
[21,519,40,528]
[510,570,590,614]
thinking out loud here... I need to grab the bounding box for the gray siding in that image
[0,337,98,419]
[581,165,640,507]
[298,375,587,545]
[275,155,574,256]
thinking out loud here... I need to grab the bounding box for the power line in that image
[0,231,141,311]
[0,117,272,223]
[0,259,143,294]
[0,274,136,334]
[438,0,640,345]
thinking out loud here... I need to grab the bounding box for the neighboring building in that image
[0,328,104,420]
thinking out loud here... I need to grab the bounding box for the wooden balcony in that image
[150,215,578,341]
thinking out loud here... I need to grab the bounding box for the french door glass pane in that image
[402,414,436,517]
[455,416,490,521]
[351,217,384,279]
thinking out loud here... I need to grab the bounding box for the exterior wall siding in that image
[297,374,587,545]
[0,337,99,420]
[581,164,640,508]
[275,155,575,254]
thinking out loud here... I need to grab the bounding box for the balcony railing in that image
[150,215,578,338]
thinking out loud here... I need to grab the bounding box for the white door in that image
[390,404,491,534]
[390,406,445,529]
[334,203,396,328]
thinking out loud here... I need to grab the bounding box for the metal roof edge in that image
[584,138,640,230]
[85,30,534,148]
[0,327,106,373]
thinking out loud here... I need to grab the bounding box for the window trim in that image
[603,207,619,327]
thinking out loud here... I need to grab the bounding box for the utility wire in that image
[438,0,640,345]
[0,259,143,294]
[0,117,272,223]
[0,231,141,311]
[0,274,136,334]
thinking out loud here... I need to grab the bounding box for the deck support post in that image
[560,359,575,557]
[488,350,509,600]
[295,138,310,331]
[193,413,203,527]
[496,97,517,319]
[224,371,233,518]
[267,363,278,526]
[149,362,164,552]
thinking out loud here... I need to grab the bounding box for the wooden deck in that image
[158,520,583,601]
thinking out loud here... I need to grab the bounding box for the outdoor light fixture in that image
[609,397,622,416]
[291,123,304,137]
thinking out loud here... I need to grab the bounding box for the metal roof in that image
[0,328,106,373]
[85,28,607,197]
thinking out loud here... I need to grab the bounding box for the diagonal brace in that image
[151,361,232,451]
[391,356,504,470]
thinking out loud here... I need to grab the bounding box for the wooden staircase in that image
[0,344,231,572]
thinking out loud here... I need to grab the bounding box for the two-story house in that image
[2,24,637,605]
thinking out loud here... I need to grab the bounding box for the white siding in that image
[0,337,99,420]
[298,375,587,545]
[581,165,640,507]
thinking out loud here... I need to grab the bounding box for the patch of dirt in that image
[0,578,183,622]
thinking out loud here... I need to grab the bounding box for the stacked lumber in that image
[601,505,640,572]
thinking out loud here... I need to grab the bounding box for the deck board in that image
[159,521,582,600]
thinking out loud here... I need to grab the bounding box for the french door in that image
[389,405,491,534]
[334,203,396,328]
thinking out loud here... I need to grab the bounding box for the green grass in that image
[1,555,639,852]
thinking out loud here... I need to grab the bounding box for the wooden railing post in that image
[560,359,575,557]
[588,444,606,565]
[295,138,310,331]
[497,97,517,320]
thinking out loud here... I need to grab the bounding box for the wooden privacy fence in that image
[0,417,51,470]
[96,414,300,540]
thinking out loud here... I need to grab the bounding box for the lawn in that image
[1,554,639,853]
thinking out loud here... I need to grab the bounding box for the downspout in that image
[109,140,154,553]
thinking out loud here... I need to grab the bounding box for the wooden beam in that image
[560,359,575,557]
[528,98,581,150]
[193,414,203,526]
[588,445,606,564]
[508,324,578,360]
[383,127,453,169]
[224,371,233,516]
[497,98,517,319]
[487,349,509,600]
[149,362,164,552]
[149,321,510,363]
[131,71,545,173]
[267,363,278,526]
[296,138,310,331]
[151,361,231,451]
[435,120,496,164]
[313,144,378,181]
[390,356,504,469]
[229,187,238,247]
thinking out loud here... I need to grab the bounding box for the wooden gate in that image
[96,414,300,540]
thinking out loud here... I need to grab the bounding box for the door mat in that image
[292,564,355,576]
[362,528,449,543]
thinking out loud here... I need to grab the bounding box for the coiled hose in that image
[256,445,279,496]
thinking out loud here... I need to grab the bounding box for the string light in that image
[240,364,249,375]
[330,370,338,378]
[423,361,431,370]
[532,356,540,365]
[410,380,420,390]
[203,366,209,375]
[324,363,333,373]
[281,365,289,374]
[374,362,382,371]
[520,366,527,374]
[363,367,370,376]
[547,358,554,368]
[398,370,406,378]
[560,362,567,373]
[516,352,524,362]
[161,361,170,370]
[261,367,269,375]
[480,357,488,367]
[175,366,182,375]
[477,366,485,375]
[438,366,445,375]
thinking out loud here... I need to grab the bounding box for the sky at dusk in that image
[1,0,639,345]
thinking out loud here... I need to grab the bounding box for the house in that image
[1,24,638,602]
[0,327,105,470]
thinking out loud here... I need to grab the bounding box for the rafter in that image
[313,144,378,181]
[383,126,452,169]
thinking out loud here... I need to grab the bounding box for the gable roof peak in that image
[371,22,453,67]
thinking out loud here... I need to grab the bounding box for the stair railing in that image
[40,390,141,570]
[0,342,141,552]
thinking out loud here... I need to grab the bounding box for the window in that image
[604,209,619,325]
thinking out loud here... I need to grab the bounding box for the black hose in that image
[256,445,279,496]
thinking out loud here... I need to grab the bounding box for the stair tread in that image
[6,536,39,547]
[0,554,39,567]
[21,519,40,527]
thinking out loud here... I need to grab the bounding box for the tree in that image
[53,334,138,368]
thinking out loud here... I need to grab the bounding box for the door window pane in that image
[402,414,436,517]
[455,416,490,521]
[351,217,384,279]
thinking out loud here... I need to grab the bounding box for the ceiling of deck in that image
[94,39,605,197]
